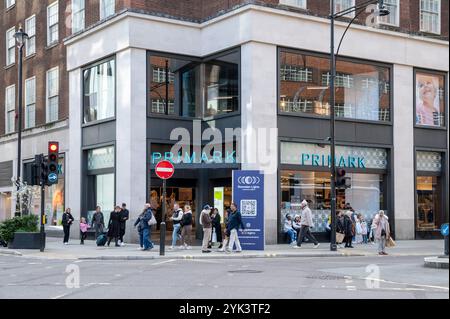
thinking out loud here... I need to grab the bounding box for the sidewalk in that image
[1,237,446,260]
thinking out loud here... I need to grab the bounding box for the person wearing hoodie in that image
[200,205,213,253]
[294,200,320,249]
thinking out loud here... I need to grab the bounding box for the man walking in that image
[119,203,129,246]
[91,206,105,240]
[169,203,183,250]
[227,202,245,253]
[140,203,155,251]
[294,200,320,249]
[200,205,213,253]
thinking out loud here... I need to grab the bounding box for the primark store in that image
[61,7,448,245]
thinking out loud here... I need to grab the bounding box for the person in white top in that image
[169,203,183,250]
[294,200,320,249]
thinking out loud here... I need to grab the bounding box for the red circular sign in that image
[155,160,175,180]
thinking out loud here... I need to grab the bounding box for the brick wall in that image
[0,0,68,136]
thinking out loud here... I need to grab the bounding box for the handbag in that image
[212,228,217,243]
[386,237,396,247]
[336,232,345,244]
[148,214,157,226]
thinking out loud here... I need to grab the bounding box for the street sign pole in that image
[40,157,46,252]
[441,223,449,257]
[160,179,167,256]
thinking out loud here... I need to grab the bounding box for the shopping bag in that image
[212,228,217,243]
[386,237,396,247]
[336,232,345,244]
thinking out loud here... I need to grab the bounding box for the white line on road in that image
[150,259,177,266]
[346,286,357,291]
[363,277,449,291]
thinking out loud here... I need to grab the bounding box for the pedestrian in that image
[294,200,320,249]
[355,213,363,244]
[200,205,213,253]
[180,205,193,250]
[373,210,391,255]
[360,216,368,244]
[219,208,231,252]
[336,211,345,248]
[169,203,183,250]
[107,206,121,247]
[134,209,145,250]
[283,214,297,245]
[343,211,355,248]
[292,215,302,239]
[91,206,105,240]
[140,203,155,251]
[79,217,90,245]
[227,202,245,253]
[119,203,129,246]
[211,208,223,249]
[62,208,74,245]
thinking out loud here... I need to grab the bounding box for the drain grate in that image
[228,270,263,274]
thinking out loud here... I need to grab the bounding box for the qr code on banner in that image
[241,200,257,217]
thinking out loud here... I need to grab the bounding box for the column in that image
[241,42,278,245]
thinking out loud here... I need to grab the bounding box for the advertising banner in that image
[214,187,224,223]
[232,170,264,250]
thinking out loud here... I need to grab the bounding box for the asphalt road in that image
[0,255,448,299]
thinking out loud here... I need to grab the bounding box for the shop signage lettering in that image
[301,153,366,168]
[151,151,237,164]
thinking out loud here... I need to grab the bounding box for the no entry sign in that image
[155,160,175,180]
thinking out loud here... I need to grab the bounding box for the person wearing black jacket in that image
[119,203,129,246]
[62,208,74,245]
[343,211,355,248]
[180,205,193,250]
[107,206,122,247]
[210,208,223,249]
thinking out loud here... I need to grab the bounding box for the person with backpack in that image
[200,205,213,253]
[140,203,155,251]
[169,203,183,250]
[180,205,193,250]
[62,208,74,245]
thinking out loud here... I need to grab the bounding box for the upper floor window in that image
[379,0,399,26]
[279,0,306,9]
[47,67,59,123]
[47,2,59,45]
[100,0,115,20]
[72,0,85,34]
[148,50,240,118]
[25,15,36,56]
[415,70,446,128]
[5,0,15,9]
[420,0,441,34]
[25,77,36,129]
[6,27,15,66]
[279,49,391,122]
[335,0,355,17]
[83,58,116,123]
[5,85,15,134]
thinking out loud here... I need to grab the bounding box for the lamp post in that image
[329,0,389,251]
[14,26,29,217]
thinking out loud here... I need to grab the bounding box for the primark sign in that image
[281,142,388,170]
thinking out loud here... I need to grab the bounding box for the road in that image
[0,255,448,299]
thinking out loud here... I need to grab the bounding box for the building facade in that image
[1,0,449,244]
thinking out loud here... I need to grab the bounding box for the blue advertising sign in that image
[232,170,264,251]
[441,223,449,237]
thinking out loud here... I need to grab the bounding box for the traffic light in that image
[41,159,48,186]
[336,168,351,189]
[47,142,59,185]
[31,155,43,186]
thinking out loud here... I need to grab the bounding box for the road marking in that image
[151,259,176,266]
[362,277,449,291]
[346,286,357,291]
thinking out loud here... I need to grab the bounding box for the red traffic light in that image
[49,143,58,152]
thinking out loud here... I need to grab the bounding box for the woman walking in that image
[180,205,193,250]
[211,208,223,249]
[373,210,391,255]
[107,206,121,247]
[343,211,355,248]
[62,208,74,245]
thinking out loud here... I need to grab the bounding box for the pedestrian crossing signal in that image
[336,169,351,189]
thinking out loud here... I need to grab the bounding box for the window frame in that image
[6,27,15,66]
[5,0,15,9]
[413,68,448,130]
[378,0,400,27]
[25,76,36,129]
[81,55,117,127]
[279,0,307,10]
[5,84,16,134]
[99,0,115,20]
[277,47,393,125]
[25,15,36,56]
[47,1,59,46]
[71,0,85,34]
[46,67,59,123]
[420,0,441,34]
[335,0,356,18]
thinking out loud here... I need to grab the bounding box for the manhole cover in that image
[228,270,263,274]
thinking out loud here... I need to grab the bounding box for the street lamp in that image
[329,0,389,251]
[14,26,29,216]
